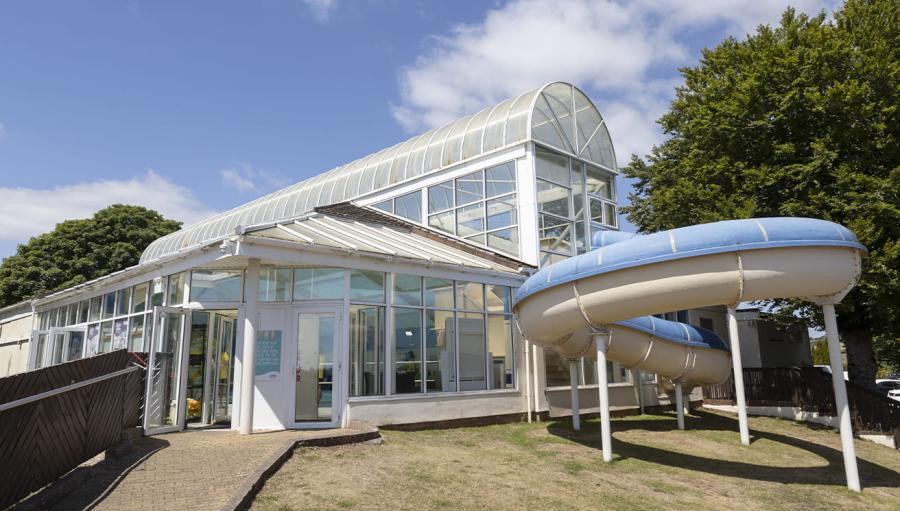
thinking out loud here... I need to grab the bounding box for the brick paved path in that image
[47,427,374,511]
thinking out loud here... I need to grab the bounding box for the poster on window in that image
[86,324,100,356]
[255,330,282,380]
[113,319,129,349]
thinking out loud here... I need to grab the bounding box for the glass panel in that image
[456,203,485,238]
[487,314,513,389]
[541,251,569,266]
[113,318,129,350]
[167,272,187,305]
[78,300,89,324]
[393,308,422,394]
[428,210,455,235]
[543,83,576,151]
[67,304,78,325]
[132,283,149,313]
[260,268,292,302]
[461,106,491,160]
[485,162,516,197]
[425,310,456,392]
[486,195,517,231]
[86,324,100,356]
[146,313,184,429]
[590,198,603,224]
[540,214,574,255]
[295,313,335,421]
[455,281,484,311]
[425,278,454,308]
[464,233,486,245]
[129,314,146,351]
[350,269,384,302]
[394,190,422,223]
[604,202,618,227]
[67,331,85,361]
[101,293,116,320]
[535,147,571,185]
[428,181,454,213]
[458,312,486,391]
[532,94,568,151]
[293,268,344,300]
[213,314,236,421]
[187,312,209,422]
[99,321,113,353]
[575,221,588,254]
[487,228,519,255]
[372,200,392,213]
[350,305,385,397]
[485,285,510,313]
[189,270,242,302]
[455,170,484,206]
[543,350,569,386]
[393,274,422,306]
[151,278,166,307]
[51,334,65,365]
[116,288,131,316]
[483,98,514,152]
[585,165,614,199]
[537,180,571,218]
[57,307,68,327]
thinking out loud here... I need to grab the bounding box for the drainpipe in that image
[727,307,750,445]
[239,258,260,435]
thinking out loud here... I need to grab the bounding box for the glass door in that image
[49,326,87,363]
[29,330,50,370]
[212,314,236,423]
[294,307,341,427]
[144,306,190,435]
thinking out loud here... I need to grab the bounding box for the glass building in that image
[25,82,668,433]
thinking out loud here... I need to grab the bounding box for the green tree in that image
[0,205,180,307]
[811,338,831,366]
[623,0,899,388]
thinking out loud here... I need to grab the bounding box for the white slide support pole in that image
[675,382,685,430]
[822,304,861,492]
[727,307,750,445]
[532,344,541,421]
[239,258,260,435]
[524,340,533,423]
[569,359,581,430]
[631,368,644,414]
[595,331,612,462]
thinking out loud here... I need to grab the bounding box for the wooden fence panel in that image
[0,350,145,509]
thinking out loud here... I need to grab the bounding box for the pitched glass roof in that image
[141,81,616,264]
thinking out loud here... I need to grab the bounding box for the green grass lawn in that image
[252,409,900,511]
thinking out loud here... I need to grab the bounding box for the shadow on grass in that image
[547,410,900,489]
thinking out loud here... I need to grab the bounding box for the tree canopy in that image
[623,0,899,384]
[0,205,181,307]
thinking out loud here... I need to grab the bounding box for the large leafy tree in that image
[0,205,181,307]
[623,0,899,387]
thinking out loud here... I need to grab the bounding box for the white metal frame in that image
[143,305,191,436]
[289,303,344,429]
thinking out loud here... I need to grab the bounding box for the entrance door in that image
[294,307,341,428]
[211,314,236,423]
[144,306,190,435]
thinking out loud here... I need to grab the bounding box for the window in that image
[89,296,102,322]
[349,305,385,397]
[116,288,131,316]
[101,293,116,320]
[393,274,422,306]
[113,318,129,350]
[167,272,187,305]
[350,270,384,302]
[129,314,147,352]
[372,200,392,213]
[425,309,456,392]
[132,283,149,313]
[393,308,422,394]
[487,314,514,389]
[458,312,487,391]
[78,300,89,324]
[394,190,422,223]
[456,281,484,311]
[425,278,454,308]
[426,161,519,256]
[99,321,113,353]
[67,303,79,325]
[535,146,617,266]
[294,268,343,300]
[150,278,166,307]
[189,270,242,302]
[259,268,292,302]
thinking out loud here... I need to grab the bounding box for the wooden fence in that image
[0,350,145,509]
[703,367,900,445]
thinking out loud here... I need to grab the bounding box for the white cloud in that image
[0,170,217,247]
[393,0,839,163]
[302,0,337,22]
[219,164,288,193]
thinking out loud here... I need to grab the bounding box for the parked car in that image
[875,379,900,394]
[814,365,849,380]
[887,389,900,403]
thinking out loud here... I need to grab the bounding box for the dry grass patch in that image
[253,409,900,511]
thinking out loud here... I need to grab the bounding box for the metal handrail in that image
[0,365,142,413]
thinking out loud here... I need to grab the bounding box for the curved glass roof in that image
[141,81,616,264]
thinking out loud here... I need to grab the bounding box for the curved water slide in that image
[513,217,866,490]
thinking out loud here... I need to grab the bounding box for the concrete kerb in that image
[224,427,382,511]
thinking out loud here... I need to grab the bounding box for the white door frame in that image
[143,305,191,435]
[48,326,88,363]
[289,303,344,429]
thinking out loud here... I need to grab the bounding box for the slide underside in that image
[515,218,866,386]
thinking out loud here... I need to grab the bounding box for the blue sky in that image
[0,0,838,259]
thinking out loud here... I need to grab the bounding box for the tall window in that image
[426,161,519,256]
[535,146,617,266]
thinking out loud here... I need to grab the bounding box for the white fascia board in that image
[238,236,526,287]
